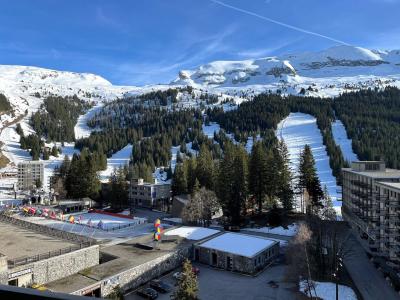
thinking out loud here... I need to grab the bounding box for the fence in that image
[0,213,96,244]
[7,242,92,269]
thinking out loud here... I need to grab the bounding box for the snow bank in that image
[164,226,220,240]
[300,280,357,300]
[200,232,277,258]
[246,224,298,237]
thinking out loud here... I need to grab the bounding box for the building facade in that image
[128,178,171,211]
[17,161,44,191]
[194,232,280,275]
[342,161,400,269]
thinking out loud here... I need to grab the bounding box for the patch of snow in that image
[246,224,298,237]
[299,280,357,300]
[200,232,278,258]
[164,226,220,240]
[162,217,182,224]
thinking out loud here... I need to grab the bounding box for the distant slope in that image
[172,45,400,97]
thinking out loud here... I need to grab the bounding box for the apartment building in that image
[342,161,400,269]
[128,178,171,211]
[17,161,44,191]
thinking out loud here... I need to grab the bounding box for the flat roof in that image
[343,168,400,179]
[0,222,75,260]
[377,181,400,190]
[164,226,220,241]
[199,232,278,258]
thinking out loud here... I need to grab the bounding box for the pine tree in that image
[276,140,294,211]
[196,144,214,190]
[298,145,323,214]
[248,141,269,213]
[186,158,197,194]
[321,185,337,220]
[172,164,188,196]
[217,144,248,225]
[172,259,199,300]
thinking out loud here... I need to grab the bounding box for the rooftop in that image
[377,181,400,190]
[0,222,75,260]
[164,226,220,241]
[343,167,400,179]
[44,233,191,293]
[199,232,278,258]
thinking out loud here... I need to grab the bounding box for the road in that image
[343,232,399,300]
[125,263,300,300]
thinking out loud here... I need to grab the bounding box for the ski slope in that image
[277,113,341,210]
[99,144,132,182]
[332,120,358,163]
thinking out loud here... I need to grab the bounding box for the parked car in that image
[149,280,171,293]
[136,287,158,299]
[192,266,200,275]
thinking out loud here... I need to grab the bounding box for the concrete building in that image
[128,178,171,211]
[342,161,400,269]
[17,161,44,191]
[194,232,280,274]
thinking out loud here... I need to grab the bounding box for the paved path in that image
[343,232,399,300]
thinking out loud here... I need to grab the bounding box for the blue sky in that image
[1,0,399,85]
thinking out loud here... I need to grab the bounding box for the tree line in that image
[30,95,91,142]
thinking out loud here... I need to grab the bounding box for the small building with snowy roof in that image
[194,232,279,274]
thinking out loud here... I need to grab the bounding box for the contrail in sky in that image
[209,0,351,46]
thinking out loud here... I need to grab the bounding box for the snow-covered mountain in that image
[0,65,136,124]
[172,45,400,97]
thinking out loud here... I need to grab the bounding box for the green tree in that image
[276,140,294,211]
[196,144,214,190]
[248,141,269,213]
[217,144,248,225]
[172,259,199,300]
[172,164,188,196]
[298,145,323,214]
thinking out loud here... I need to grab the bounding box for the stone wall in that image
[101,246,190,297]
[8,245,99,285]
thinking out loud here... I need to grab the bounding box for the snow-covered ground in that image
[200,232,277,258]
[72,212,146,230]
[331,120,358,163]
[246,224,298,237]
[164,226,220,240]
[74,103,104,139]
[99,144,132,182]
[202,122,221,139]
[299,280,357,300]
[277,113,341,211]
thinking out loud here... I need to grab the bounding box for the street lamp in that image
[333,255,343,300]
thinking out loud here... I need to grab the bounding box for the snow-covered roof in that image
[164,226,220,241]
[199,232,278,258]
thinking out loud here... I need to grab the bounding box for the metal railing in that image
[7,242,92,269]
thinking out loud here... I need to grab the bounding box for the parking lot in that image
[124,261,300,300]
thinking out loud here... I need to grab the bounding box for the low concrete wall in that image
[0,255,8,284]
[9,245,99,285]
[100,247,190,297]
